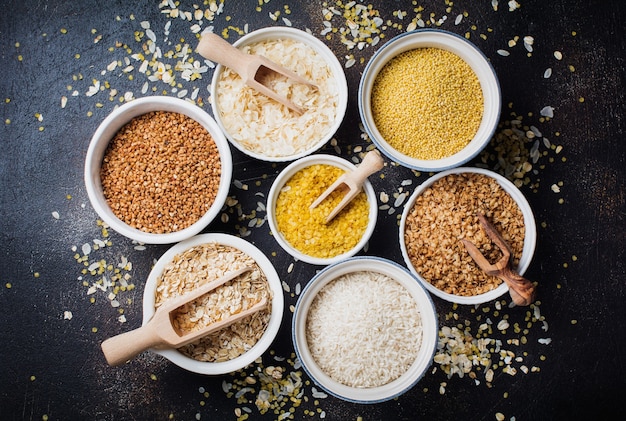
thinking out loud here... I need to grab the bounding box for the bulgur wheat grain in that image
[403,173,525,296]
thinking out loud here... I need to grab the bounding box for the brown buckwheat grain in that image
[100,111,222,234]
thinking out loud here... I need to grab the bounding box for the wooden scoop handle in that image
[498,266,536,307]
[101,321,162,367]
[197,32,249,76]
[345,150,384,188]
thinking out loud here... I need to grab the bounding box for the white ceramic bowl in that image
[84,96,233,244]
[210,27,348,162]
[266,154,378,265]
[292,257,438,403]
[142,233,284,375]
[399,167,536,305]
[359,29,501,172]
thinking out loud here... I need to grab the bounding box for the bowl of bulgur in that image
[358,29,501,172]
[142,233,284,375]
[399,167,536,305]
[292,256,438,403]
[209,27,348,161]
[84,96,232,244]
[266,154,378,266]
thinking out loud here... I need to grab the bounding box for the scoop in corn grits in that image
[275,164,370,258]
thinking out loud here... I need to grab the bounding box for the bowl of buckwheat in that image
[399,167,536,305]
[142,233,284,375]
[359,29,501,172]
[84,96,233,244]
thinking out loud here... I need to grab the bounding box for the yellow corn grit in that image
[275,164,369,259]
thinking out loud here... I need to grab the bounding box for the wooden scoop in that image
[101,266,268,366]
[197,32,315,115]
[460,213,536,306]
[309,150,384,223]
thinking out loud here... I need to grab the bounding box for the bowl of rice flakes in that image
[399,167,537,305]
[292,257,438,403]
[209,27,348,161]
[142,233,284,374]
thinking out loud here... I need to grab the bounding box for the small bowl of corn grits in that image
[209,27,348,162]
[358,29,501,172]
[399,167,537,305]
[292,256,438,403]
[142,233,284,375]
[84,96,232,245]
[266,154,378,266]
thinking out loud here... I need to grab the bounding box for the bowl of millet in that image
[209,27,348,162]
[84,96,233,244]
[142,233,284,375]
[266,154,378,266]
[358,29,501,172]
[292,256,438,403]
[399,167,537,305]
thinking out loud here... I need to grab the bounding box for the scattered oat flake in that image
[538,338,552,345]
[497,49,510,56]
[554,51,563,60]
[52,211,60,219]
[63,311,73,320]
[544,68,552,78]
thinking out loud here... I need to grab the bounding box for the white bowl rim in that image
[84,96,233,244]
[292,256,438,403]
[142,233,284,375]
[210,26,348,162]
[266,154,378,265]
[399,167,537,305]
[358,28,502,172]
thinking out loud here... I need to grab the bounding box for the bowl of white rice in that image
[142,233,284,375]
[209,27,348,161]
[292,257,438,403]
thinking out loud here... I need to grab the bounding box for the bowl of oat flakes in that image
[142,233,284,375]
[399,167,536,305]
[209,27,348,161]
[84,96,232,244]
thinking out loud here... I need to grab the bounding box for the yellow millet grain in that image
[371,47,483,160]
[275,164,369,259]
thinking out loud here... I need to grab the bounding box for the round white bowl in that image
[142,233,284,375]
[292,257,438,403]
[210,27,348,162]
[84,96,233,244]
[399,167,536,305]
[266,154,378,266]
[359,29,501,172]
